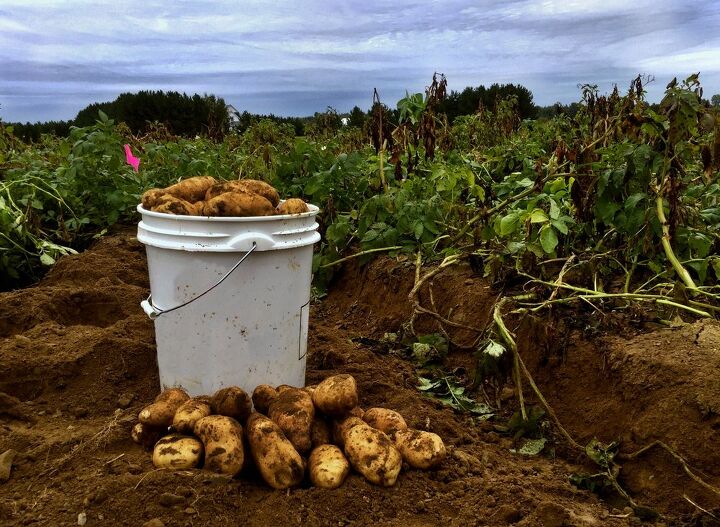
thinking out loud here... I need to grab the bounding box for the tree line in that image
[10,82,709,143]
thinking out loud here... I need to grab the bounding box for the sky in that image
[1,0,719,123]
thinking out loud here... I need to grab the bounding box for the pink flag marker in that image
[124,144,140,172]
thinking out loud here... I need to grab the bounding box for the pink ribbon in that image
[124,144,140,172]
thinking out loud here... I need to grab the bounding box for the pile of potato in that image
[141,175,309,217]
[131,374,446,489]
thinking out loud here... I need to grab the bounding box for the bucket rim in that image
[137,203,320,222]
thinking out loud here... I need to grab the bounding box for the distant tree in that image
[438,83,537,122]
[348,106,367,128]
[712,94,720,108]
[74,90,229,138]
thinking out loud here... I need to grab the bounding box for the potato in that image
[348,407,365,419]
[152,434,203,470]
[192,200,206,215]
[251,384,278,414]
[303,384,317,397]
[151,195,197,215]
[205,179,280,207]
[203,191,275,217]
[309,445,350,489]
[312,374,359,417]
[331,416,365,449]
[362,408,407,437]
[237,179,281,207]
[139,387,190,427]
[172,398,211,434]
[276,384,294,393]
[344,423,402,486]
[163,175,217,202]
[131,422,166,450]
[277,198,309,215]
[394,429,446,469]
[211,386,252,423]
[141,188,165,209]
[194,415,245,476]
[268,388,315,454]
[246,413,305,489]
[311,416,332,448]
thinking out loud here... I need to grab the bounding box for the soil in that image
[0,232,718,526]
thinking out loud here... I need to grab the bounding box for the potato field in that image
[1,74,720,526]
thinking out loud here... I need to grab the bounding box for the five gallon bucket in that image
[136,203,320,396]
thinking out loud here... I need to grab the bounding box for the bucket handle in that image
[141,242,257,320]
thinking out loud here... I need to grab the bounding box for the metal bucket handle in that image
[141,242,257,320]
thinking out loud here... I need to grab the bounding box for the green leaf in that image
[516,438,547,456]
[499,212,520,235]
[539,226,558,253]
[529,209,548,223]
[417,376,493,416]
[483,340,506,358]
[624,193,646,210]
[39,253,55,265]
[550,219,569,234]
[549,199,560,220]
[98,110,109,122]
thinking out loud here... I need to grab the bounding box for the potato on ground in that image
[394,429,446,469]
[152,434,203,469]
[309,445,350,489]
[211,386,252,423]
[268,388,314,454]
[164,175,217,202]
[139,387,190,427]
[172,398,211,434]
[251,384,278,414]
[151,195,197,215]
[348,406,365,419]
[194,415,245,476]
[277,198,309,215]
[363,408,408,437]
[203,191,275,217]
[312,374,359,417]
[246,413,305,490]
[311,415,332,448]
[205,179,280,207]
[331,416,365,449]
[131,422,166,450]
[344,423,402,486]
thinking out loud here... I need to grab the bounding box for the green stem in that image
[656,195,697,291]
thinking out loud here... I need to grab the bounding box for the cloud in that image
[0,0,718,121]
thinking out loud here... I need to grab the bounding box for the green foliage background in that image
[1,75,719,303]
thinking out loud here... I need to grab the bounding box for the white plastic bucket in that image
[136,203,320,396]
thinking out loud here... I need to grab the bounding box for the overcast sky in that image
[1,0,719,122]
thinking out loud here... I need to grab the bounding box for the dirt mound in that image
[0,235,716,526]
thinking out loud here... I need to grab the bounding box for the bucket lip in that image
[137,203,320,222]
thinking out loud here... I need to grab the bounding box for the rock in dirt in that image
[0,449,17,482]
[77,511,87,526]
[117,393,135,409]
[143,519,165,527]
[158,493,185,507]
[495,504,523,524]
